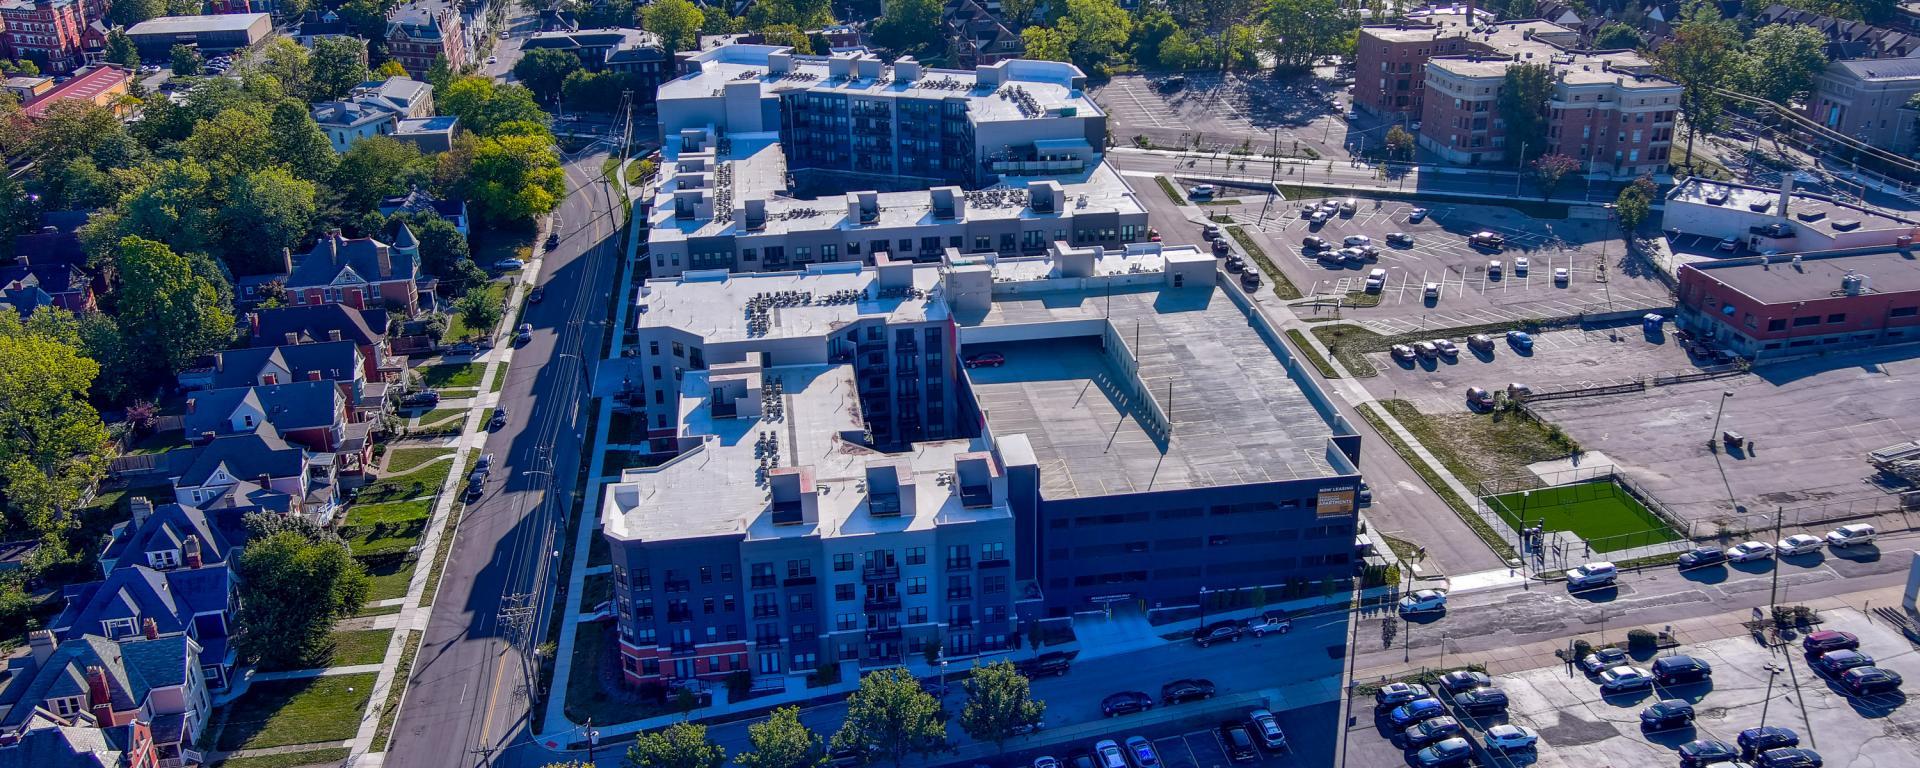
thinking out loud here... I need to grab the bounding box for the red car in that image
[965,352,1006,368]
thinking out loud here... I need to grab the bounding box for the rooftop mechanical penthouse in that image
[602,243,1365,685]
[643,45,1150,278]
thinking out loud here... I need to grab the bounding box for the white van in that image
[1365,268,1387,292]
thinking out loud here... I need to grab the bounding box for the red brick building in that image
[0,0,86,74]
[385,7,466,79]
[1676,248,1920,359]
[283,230,424,316]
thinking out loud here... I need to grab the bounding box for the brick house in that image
[245,304,404,384]
[385,7,465,79]
[283,230,422,316]
[0,631,210,767]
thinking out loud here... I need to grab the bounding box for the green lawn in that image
[355,603,403,618]
[446,281,509,340]
[345,499,433,528]
[368,631,418,752]
[414,408,466,428]
[323,628,393,668]
[214,747,352,768]
[419,363,486,390]
[489,361,510,394]
[1489,480,1680,553]
[342,500,432,558]
[214,673,378,751]
[384,448,452,475]
[360,557,417,602]
[354,462,453,505]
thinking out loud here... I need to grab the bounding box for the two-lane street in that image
[384,146,624,768]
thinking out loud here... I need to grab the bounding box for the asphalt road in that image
[384,146,623,768]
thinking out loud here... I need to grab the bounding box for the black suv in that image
[1454,687,1508,714]
[1653,655,1713,685]
[1678,546,1727,570]
[1218,722,1256,764]
[1194,621,1245,647]
[1640,699,1695,731]
[1022,652,1071,678]
[1161,679,1216,704]
[1101,691,1153,717]
[1738,726,1800,758]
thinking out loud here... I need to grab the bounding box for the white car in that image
[1399,589,1447,614]
[1725,540,1775,563]
[1777,534,1824,556]
[1189,184,1218,198]
[1487,260,1503,278]
[1485,724,1538,751]
[1598,666,1654,692]
[1094,740,1126,768]
[1248,709,1287,749]
[1343,234,1372,247]
[1514,256,1530,274]
[1423,282,1440,300]
[1033,757,1059,768]
[1826,523,1877,548]
[1566,562,1618,589]
[1554,267,1569,283]
[486,55,499,64]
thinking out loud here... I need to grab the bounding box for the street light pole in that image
[1198,586,1211,628]
[1709,390,1735,449]
[1514,142,1528,198]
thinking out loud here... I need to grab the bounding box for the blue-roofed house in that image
[97,499,245,577]
[177,339,386,422]
[0,711,157,767]
[49,564,237,692]
[0,631,209,767]
[378,187,469,235]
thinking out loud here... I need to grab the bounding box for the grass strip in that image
[323,628,395,668]
[383,448,452,475]
[419,362,486,390]
[356,603,403,618]
[1153,175,1187,205]
[1283,329,1339,379]
[213,747,352,768]
[1226,225,1302,300]
[1354,403,1517,561]
[368,631,419,753]
[214,673,378,751]
[418,505,463,609]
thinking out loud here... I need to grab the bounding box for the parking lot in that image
[1240,195,1671,334]
[1535,346,1920,525]
[1493,608,1920,768]
[1360,323,1702,415]
[1092,71,1354,160]
[965,702,1340,768]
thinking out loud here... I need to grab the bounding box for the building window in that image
[981,543,1005,562]
[700,566,713,583]
[907,577,927,595]
[833,554,854,572]
[787,560,811,579]
[906,547,926,565]
[1827,313,1846,324]
[835,584,855,601]
[149,549,180,569]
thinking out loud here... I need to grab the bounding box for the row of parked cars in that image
[1677,524,1879,570]
[1190,610,1294,646]
[1201,224,1263,292]
[1052,707,1287,768]
[1373,671,1537,766]
[1392,329,1537,364]
[1665,632,1899,768]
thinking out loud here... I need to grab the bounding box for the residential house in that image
[20,63,129,119]
[78,19,106,65]
[97,498,246,577]
[0,259,95,316]
[942,0,1021,68]
[522,28,669,103]
[311,76,437,152]
[11,211,89,266]
[245,304,402,383]
[385,6,466,78]
[179,340,387,421]
[392,115,459,153]
[291,9,352,47]
[283,230,423,316]
[0,630,210,767]
[183,379,350,455]
[0,0,85,74]
[50,558,238,691]
[0,711,158,767]
[1756,4,1920,60]
[378,188,469,235]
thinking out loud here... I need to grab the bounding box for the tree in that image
[1593,22,1642,50]
[625,722,726,768]
[376,60,411,79]
[425,55,454,92]
[1020,27,1071,62]
[759,24,815,55]
[642,0,705,53]
[1615,174,1656,233]
[222,167,318,273]
[333,136,430,212]
[1530,153,1580,200]
[1656,1,1740,169]
[170,44,202,76]
[1385,125,1414,159]
[234,530,370,669]
[958,661,1045,755]
[440,77,548,136]
[1496,62,1554,168]
[106,30,139,69]
[514,48,583,103]
[1738,24,1827,108]
[871,0,943,56]
[453,287,503,335]
[0,312,109,540]
[269,99,339,182]
[310,37,371,101]
[403,213,475,287]
[0,59,38,77]
[257,39,316,101]
[736,707,824,768]
[182,106,275,191]
[1260,0,1352,70]
[115,159,218,256]
[1057,0,1132,71]
[112,236,235,380]
[831,668,948,768]
[109,0,165,27]
[453,133,568,222]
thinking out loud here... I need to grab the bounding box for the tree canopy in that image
[111,236,236,382]
[0,312,109,541]
[1737,24,1827,108]
[234,530,371,669]
[626,722,727,768]
[642,0,706,53]
[871,0,944,56]
[736,707,824,768]
[831,668,948,768]
[958,661,1046,754]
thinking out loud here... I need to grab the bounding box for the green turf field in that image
[1487,480,1680,553]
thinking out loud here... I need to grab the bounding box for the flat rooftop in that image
[127,12,268,34]
[636,262,950,343]
[1686,249,1920,304]
[1379,12,1668,87]
[964,285,1340,499]
[1671,178,1920,236]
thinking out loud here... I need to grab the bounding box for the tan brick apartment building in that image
[1357,11,1681,178]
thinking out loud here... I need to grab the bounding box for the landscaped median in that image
[1283,329,1339,379]
[1226,225,1302,300]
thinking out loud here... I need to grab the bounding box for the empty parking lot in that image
[1360,324,1702,414]
[1092,72,1352,159]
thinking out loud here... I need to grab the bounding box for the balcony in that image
[668,641,698,656]
[946,589,973,601]
[865,626,903,641]
[979,557,1010,569]
[946,558,972,571]
[862,564,900,582]
[865,594,902,611]
[783,574,817,587]
[949,617,974,629]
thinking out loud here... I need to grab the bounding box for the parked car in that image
[1343,234,1372,247]
[1094,740,1127,768]
[1213,238,1232,256]
[1337,246,1365,263]
[1455,687,1508,713]
[1598,665,1654,692]
[528,286,545,303]
[1373,682,1432,710]
[1340,198,1357,214]
[1466,387,1494,408]
[1679,739,1740,768]
[1147,227,1161,242]
[475,453,494,471]
[1202,224,1222,240]
[1506,330,1535,351]
[1402,716,1462,747]
[1413,737,1473,767]
[1487,259,1503,279]
[1309,209,1329,225]
[1033,757,1059,768]
[1566,561,1618,589]
[1399,589,1447,614]
[1438,670,1490,693]
[1388,697,1446,728]
[1391,344,1417,361]
[1100,692,1153,717]
[1247,610,1292,637]
[1841,666,1902,695]
[1640,699,1695,730]
[1303,236,1329,250]
[1123,736,1159,768]
[1247,709,1287,750]
[1802,630,1859,655]
[1023,652,1071,677]
[1716,237,1741,252]
[463,483,484,502]
[828,746,871,768]
[1387,231,1414,245]
[1365,268,1387,292]
[1826,523,1877,548]
[1777,534,1824,556]
[1433,339,1459,357]
[1424,282,1440,300]
[1653,655,1714,685]
[401,390,440,407]
[1193,621,1245,647]
[1812,649,1874,677]
[1189,185,1217,199]
[1218,723,1256,763]
[1067,751,1096,768]
[448,341,478,356]
[1161,679,1215,704]
[1554,267,1569,283]
[1408,208,1429,222]
[494,257,526,270]
[1726,540,1776,562]
[1238,271,1261,291]
[1413,340,1439,358]
[1579,647,1630,675]
[1467,333,1494,352]
[1514,256,1530,274]
[1224,256,1246,273]
[1485,724,1537,751]
[1754,748,1824,768]
[514,323,533,345]
[489,408,508,430]
[1469,231,1505,249]
[1739,726,1800,757]
[1679,546,1729,570]
[965,352,1006,368]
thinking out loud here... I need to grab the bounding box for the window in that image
[906,547,927,565]
[833,554,854,572]
[908,606,928,623]
[50,696,81,717]
[835,584,855,601]
[787,560,811,579]
[103,617,138,638]
[703,597,715,614]
[1827,313,1847,324]
[981,543,1005,562]
[148,549,180,569]
[754,594,779,617]
[907,577,927,595]
[1892,307,1918,318]
[1768,318,1787,331]
[788,593,814,611]
[836,613,858,631]
[699,566,713,584]
[1792,316,1820,327]
[983,574,1006,594]
[751,563,775,588]
[720,564,734,582]
[946,545,970,569]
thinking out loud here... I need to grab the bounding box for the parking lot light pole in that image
[1709,390,1735,449]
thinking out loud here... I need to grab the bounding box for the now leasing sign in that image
[1316,488,1357,517]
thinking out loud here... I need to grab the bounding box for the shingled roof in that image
[285,231,417,291]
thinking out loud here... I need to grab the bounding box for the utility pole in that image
[1767,505,1786,611]
[1514,141,1528,198]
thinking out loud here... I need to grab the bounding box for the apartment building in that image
[0,0,85,74]
[385,6,465,78]
[646,45,1146,278]
[603,244,1365,686]
[1356,12,1681,177]
[1806,58,1920,156]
